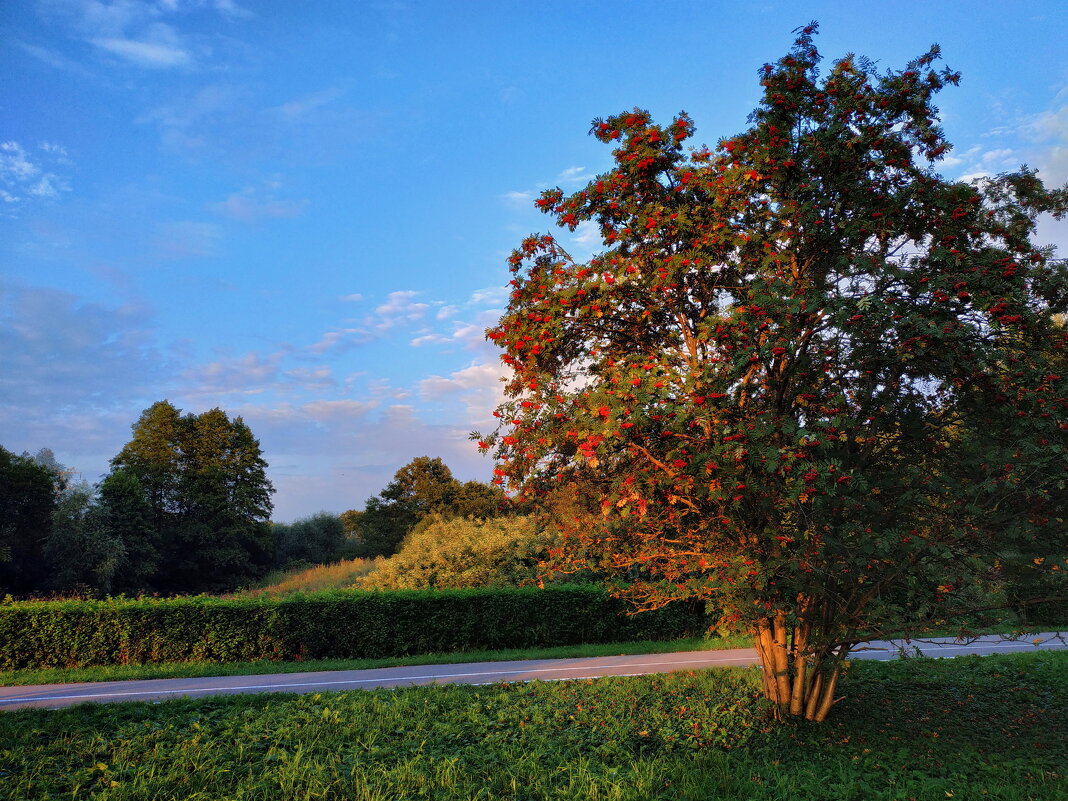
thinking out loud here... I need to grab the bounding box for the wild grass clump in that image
[237,557,381,598]
[1,651,1065,800]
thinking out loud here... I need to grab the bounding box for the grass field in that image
[1,651,1064,800]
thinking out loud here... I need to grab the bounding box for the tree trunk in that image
[752,606,848,722]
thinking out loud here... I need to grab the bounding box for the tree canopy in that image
[108,400,275,593]
[353,456,508,556]
[480,25,1068,720]
[0,445,59,594]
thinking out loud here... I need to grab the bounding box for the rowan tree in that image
[479,25,1068,721]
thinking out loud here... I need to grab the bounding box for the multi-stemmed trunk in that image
[752,600,851,722]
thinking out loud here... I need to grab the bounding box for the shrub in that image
[0,586,709,670]
[358,514,571,590]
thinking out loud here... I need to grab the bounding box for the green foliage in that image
[1,652,1065,800]
[94,469,158,592]
[354,457,508,557]
[272,513,347,570]
[480,24,1068,717]
[0,445,58,594]
[0,586,708,670]
[360,514,565,590]
[106,400,275,593]
[41,481,126,595]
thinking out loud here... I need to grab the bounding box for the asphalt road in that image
[1,632,1063,711]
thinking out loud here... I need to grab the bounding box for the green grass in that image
[1,651,1065,800]
[0,634,751,686]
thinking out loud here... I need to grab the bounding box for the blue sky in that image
[2,1,1067,521]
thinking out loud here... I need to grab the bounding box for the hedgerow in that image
[0,585,709,670]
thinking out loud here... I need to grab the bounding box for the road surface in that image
[1,632,1063,711]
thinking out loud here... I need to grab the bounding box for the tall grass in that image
[235,558,381,598]
[1,651,1065,800]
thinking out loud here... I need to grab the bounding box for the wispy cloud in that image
[37,0,250,71]
[16,40,95,76]
[283,367,335,390]
[370,290,429,330]
[468,286,509,307]
[501,190,532,206]
[307,328,373,355]
[212,182,308,222]
[276,87,346,120]
[153,220,223,259]
[0,282,165,412]
[92,23,193,69]
[137,84,243,152]
[557,165,593,184]
[0,141,73,210]
[410,323,483,349]
[182,350,286,395]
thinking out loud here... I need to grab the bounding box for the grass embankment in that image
[1,651,1065,800]
[234,558,380,598]
[0,635,750,686]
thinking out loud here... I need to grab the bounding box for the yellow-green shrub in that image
[358,514,566,590]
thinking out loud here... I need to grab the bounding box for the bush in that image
[359,514,570,590]
[0,586,710,670]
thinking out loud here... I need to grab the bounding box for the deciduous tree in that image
[480,25,1068,720]
[0,445,59,594]
[107,401,275,592]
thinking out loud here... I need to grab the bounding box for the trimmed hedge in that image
[0,586,709,670]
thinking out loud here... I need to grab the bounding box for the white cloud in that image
[436,304,458,320]
[501,190,532,206]
[571,220,600,248]
[410,323,484,349]
[91,31,192,68]
[39,0,249,71]
[183,350,285,395]
[340,293,364,303]
[558,165,593,183]
[0,142,38,181]
[468,286,509,307]
[419,361,507,424]
[212,184,308,222]
[371,290,429,330]
[0,141,73,210]
[409,332,450,347]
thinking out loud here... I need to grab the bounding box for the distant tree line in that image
[1,403,517,597]
[1,401,276,596]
